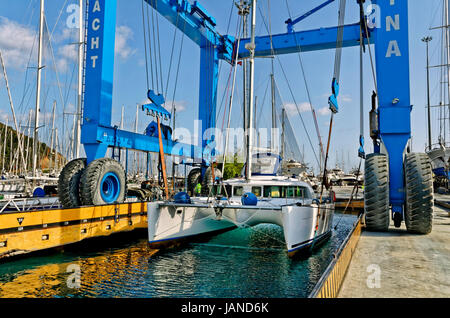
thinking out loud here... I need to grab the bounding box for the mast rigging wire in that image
[283,1,325,164]
[256,3,321,168]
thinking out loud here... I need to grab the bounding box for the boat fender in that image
[241,192,258,206]
[33,187,45,198]
[173,191,191,204]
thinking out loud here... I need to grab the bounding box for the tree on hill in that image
[0,121,65,175]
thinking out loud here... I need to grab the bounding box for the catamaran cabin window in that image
[233,186,244,196]
[263,186,310,199]
[263,186,282,198]
[286,186,307,198]
[251,186,262,197]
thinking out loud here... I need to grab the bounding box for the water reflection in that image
[0,214,357,298]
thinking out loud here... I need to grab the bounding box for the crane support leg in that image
[373,0,411,218]
[198,43,219,169]
[82,0,117,164]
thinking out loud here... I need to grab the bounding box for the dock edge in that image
[308,214,363,298]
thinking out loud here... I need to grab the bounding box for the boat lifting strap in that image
[357,0,366,159]
[316,0,348,247]
[328,0,347,114]
[157,115,170,200]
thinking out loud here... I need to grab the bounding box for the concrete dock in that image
[338,201,450,298]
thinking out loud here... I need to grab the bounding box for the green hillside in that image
[0,121,65,174]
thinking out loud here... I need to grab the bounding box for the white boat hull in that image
[147,202,334,256]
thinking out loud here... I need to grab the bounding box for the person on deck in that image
[195,182,202,197]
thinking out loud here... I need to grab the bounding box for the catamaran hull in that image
[147,202,334,256]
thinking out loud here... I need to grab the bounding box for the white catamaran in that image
[148,173,334,256]
[147,0,335,257]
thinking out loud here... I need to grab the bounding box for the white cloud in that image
[53,24,136,74]
[165,100,186,113]
[0,109,10,123]
[54,27,77,44]
[58,44,78,61]
[55,58,69,73]
[0,17,36,69]
[321,92,352,103]
[55,43,78,73]
[341,94,352,103]
[283,102,311,115]
[317,106,331,116]
[115,25,135,59]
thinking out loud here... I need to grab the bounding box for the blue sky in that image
[0,0,447,173]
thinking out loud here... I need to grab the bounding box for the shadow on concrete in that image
[362,228,427,238]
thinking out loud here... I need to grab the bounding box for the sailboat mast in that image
[49,101,56,172]
[245,0,256,181]
[270,72,276,151]
[445,0,450,144]
[134,104,139,175]
[238,1,250,167]
[2,119,8,174]
[422,36,432,150]
[0,50,27,173]
[281,107,285,160]
[74,0,84,159]
[32,0,45,178]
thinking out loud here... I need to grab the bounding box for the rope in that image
[257,4,321,168]
[141,0,150,90]
[150,0,159,94]
[165,11,180,102]
[221,15,244,182]
[283,0,325,164]
[154,0,165,95]
[333,0,347,83]
[170,19,187,130]
[333,158,363,230]
[359,25,364,152]
[314,0,348,252]
[360,3,378,98]
[145,1,154,89]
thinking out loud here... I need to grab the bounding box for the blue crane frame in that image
[81,0,410,216]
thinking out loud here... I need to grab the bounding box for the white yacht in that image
[427,143,450,182]
[147,174,334,257]
[282,159,308,176]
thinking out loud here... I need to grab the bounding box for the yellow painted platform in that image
[0,202,148,260]
[334,200,364,213]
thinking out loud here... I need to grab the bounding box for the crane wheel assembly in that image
[187,168,202,195]
[58,158,87,208]
[404,153,434,234]
[79,158,126,206]
[364,153,390,232]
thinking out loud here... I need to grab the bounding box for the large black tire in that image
[187,168,202,195]
[79,158,126,206]
[58,158,87,208]
[202,166,222,195]
[364,153,390,231]
[404,153,434,234]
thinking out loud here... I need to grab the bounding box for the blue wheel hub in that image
[100,172,121,203]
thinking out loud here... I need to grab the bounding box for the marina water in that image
[0,213,357,298]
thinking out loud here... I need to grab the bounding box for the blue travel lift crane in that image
[57,0,433,235]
